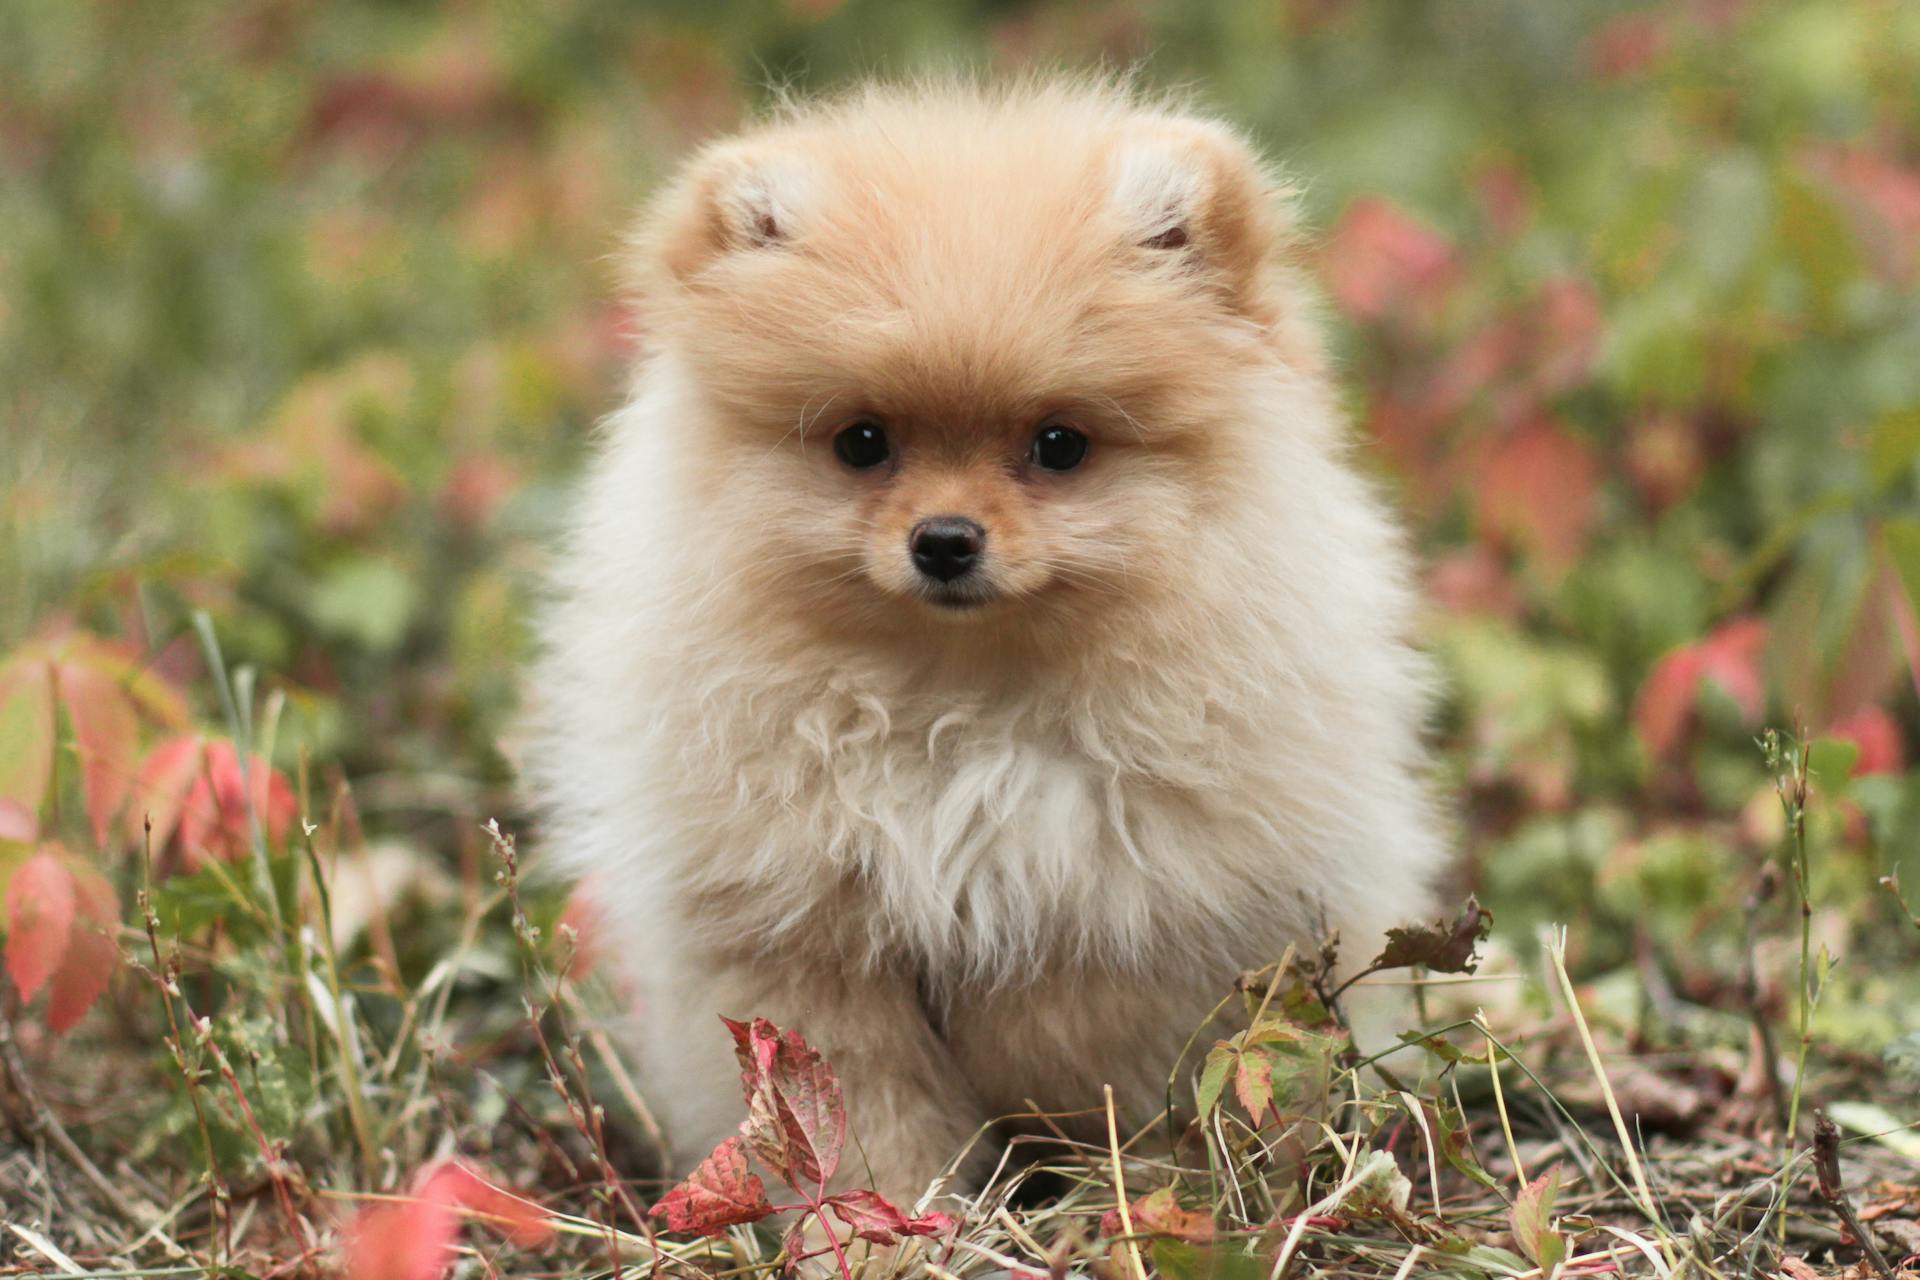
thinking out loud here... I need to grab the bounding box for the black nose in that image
[909,516,985,583]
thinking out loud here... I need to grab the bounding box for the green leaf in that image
[307,556,419,653]
[1435,1100,1499,1190]
[1806,738,1860,790]
[1195,1044,1234,1118]
[1886,1031,1920,1082]
[1883,518,1920,620]
[150,862,261,941]
[1869,409,1920,491]
[1396,1030,1508,1065]
[1510,1167,1564,1271]
[0,662,55,818]
[1151,1240,1267,1280]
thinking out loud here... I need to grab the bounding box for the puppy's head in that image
[629,81,1316,639]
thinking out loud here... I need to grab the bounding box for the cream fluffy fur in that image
[531,77,1445,1206]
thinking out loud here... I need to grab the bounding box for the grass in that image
[1,706,1914,1277]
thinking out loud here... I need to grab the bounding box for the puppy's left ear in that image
[1106,117,1295,315]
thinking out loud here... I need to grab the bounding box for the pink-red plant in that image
[651,1017,955,1275]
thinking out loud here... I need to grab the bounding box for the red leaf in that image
[1427,547,1525,619]
[1697,617,1769,722]
[1634,618,1769,758]
[1524,278,1604,397]
[1322,197,1456,322]
[1234,1051,1275,1126]
[177,740,297,867]
[126,735,204,853]
[437,453,519,532]
[64,633,191,730]
[56,660,139,849]
[825,1189,955,1245]
[0,661,55,821]
[1634,648,1705,759]
[1807,144,1920,284]
[345,1195,459,1280]
[1100,1187,1214,1242]
[0,798,35,844]
[1585,13,1669,79]
[1828,705,1905,777]
[46,863,118,1034]
[724,1016,847,1189]
[418,1160,553,1247]
[5,851,76,1002]
[651,1135,774,1236]
[1478,420,1600,571]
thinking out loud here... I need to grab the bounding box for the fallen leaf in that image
[418,1160,552,1247]
[347,1158,550,1280]
[345,1195,458,1280]
[1370,896,1491,975]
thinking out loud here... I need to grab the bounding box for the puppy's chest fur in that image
[659,663,1315,986]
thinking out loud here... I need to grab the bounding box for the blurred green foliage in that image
[3,0,1920,1045]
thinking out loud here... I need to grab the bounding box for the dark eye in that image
[1030,424,1089,472]
[833,419,890,470]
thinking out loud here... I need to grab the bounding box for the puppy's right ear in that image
[650,143,818,285]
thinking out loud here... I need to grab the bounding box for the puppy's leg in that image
[637,946,987,1209]
[945,966,1232,1148]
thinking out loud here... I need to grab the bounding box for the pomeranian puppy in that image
[532,77,1444,1207]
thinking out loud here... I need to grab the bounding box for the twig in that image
[1738,863,1787,1134]
[1811,1111,1894,1280]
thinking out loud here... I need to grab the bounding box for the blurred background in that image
[4,0,1920,1048]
